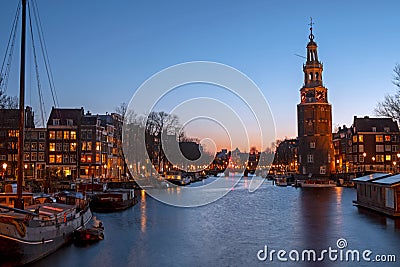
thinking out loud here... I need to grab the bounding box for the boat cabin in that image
[353,173,400,217]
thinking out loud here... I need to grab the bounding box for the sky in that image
[1,0,400,151]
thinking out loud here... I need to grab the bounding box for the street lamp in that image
[393,161,397,173]
[372,156,375,171]
[362,152,366,172]
[104,164,107,178]
[2,163,7,179]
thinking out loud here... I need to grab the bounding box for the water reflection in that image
[140,190,147,233]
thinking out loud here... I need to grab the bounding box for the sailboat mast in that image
[15,0,27,210]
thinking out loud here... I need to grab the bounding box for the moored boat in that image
[0,192,92,266]
[88,189,137,212]
[299,179,337,188]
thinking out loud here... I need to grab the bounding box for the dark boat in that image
[73,226,104,244]
[88,189,137,212]
[0,1,92,265]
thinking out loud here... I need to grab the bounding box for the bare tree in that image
[375,64,400,121]
[0,90,18,109]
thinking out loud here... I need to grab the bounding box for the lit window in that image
[49,131,55,139]
[56,131,62,139]
[49,143,55,152]
[375,135,383,142]
[319,166,326,174]
[24,152,30,161]
[386,155,391,161]
[385,135,391,142]
[358,135,364,142]
[96,142,101,151]
[376,155,384,162]
[87,155,92,162]
[56,155,62,163]
[352,135,358,142]
[70,131,77,140]
[64,131,70,139]
[70,143,77,151]
[49,155,55,163]
[31,152,37,161]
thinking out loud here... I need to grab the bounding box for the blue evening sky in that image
[1,0,399,147]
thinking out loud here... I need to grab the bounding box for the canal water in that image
[30,177,400,267]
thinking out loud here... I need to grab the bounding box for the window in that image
[70,131,76,140]
[87,155,92,163]
[49,143,55,152]
[64,131,70,140]
[310,142,316,149]
[8,130,19,137]
[31,152,37,161]
[70,143,77,151]
[96,153,100,163]
[0,155,5,160]
[24,152,30,161]
[385,135,391,142]
[375,135,383,142]
[39,132,45,139]
[376,145,384,152]
[24,142,30,151]
[63,143,69,152]
[385,145,392,152]
[56,143,62,152]
[393,145,399,152]
[70,155,76,163]
[352,135,358,142]
[307,154,314,163]
[56,131,62,140]
[53,119,60,125]
[31,142,37,150]
[49,131,55,139]
[87,130,92,140]
[352,145,358,153]
[38,153,44,161]
[81,130,87,140]
[359,145,364,153]
[376,155,384,162]
[66,119,73,126]
[49,155,55,163]
[386,155,391,161]
[39,142,45,151]
[354,155,358,163]
[359,155,364,162]
[56,155,62,163]
[96,142,101,151]
[320,166,326,174]
[63,155,69,163]
[358,135,364,142]
[384,127,390,133]
[393,135,399,142]
[372,127,377,132]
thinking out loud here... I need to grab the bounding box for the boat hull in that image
[0,207,92,266]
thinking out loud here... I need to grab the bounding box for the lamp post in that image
[372,157,375,171]
[2,163,7,179]
[362,152,366,173]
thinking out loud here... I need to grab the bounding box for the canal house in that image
[353,173,400,216]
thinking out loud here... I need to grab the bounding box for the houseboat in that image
[88,189,137,212]
[353,173,400,217]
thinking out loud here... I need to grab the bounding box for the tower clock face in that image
[316,90,325,102]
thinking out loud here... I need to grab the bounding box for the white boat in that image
[0,192,92,265]
[300,179,337,188]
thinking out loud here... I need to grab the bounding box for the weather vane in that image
[308,17,315,40]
